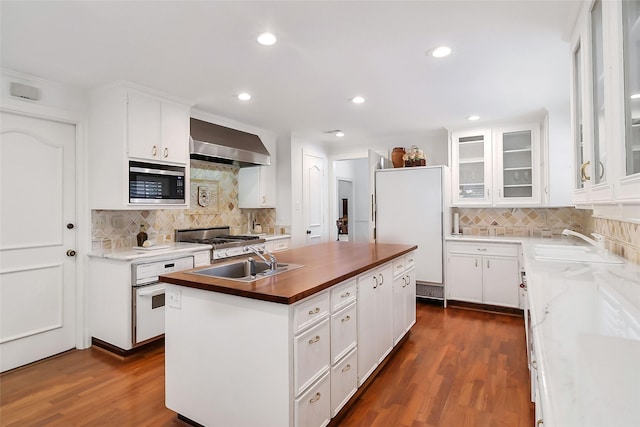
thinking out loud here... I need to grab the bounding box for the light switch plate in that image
[167,289,181,309]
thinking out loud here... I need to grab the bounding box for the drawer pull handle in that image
[397,265,403,269]
[309,392,321,403]
[378,273,384,286]
[342,364,351,372]
[531,360,537,370]
[308,307,320,315]
[341,292,351,298]
[477,248,487,251]
[408,258,414,263]
[341,315,351,323]
[152,145,158,156]
[536,420,544,426]
[308,335,320,344]
[163,147,169,158]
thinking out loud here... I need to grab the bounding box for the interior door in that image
[367,149,390,243]
[303,151,325,245]
[0,111,77,372]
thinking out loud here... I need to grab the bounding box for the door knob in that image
[66,223,74,229]
[66,250,76,257]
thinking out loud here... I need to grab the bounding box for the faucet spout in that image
[245,245,278,271]
[561,229,606,250]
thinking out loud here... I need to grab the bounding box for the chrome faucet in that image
[561,229,606,250]
[245,245,278,272]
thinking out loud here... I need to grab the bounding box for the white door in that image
[0,111,77,372]
[368,150,383,243]
[303,151,325,245]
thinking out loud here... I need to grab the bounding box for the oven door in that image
[134,282,166,344]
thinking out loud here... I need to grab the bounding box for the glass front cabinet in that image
[451,125,541,207]
[570,0,640,204]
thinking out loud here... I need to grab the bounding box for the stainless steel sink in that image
[189,260,304,282]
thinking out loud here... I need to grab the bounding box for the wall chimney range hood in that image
[189,118,271,167]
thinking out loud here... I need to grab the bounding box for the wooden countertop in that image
[160,242,417,304]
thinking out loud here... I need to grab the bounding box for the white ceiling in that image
[0,0,581,144]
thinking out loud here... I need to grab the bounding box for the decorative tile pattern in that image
[91,161,281,250]
[453,207,591,238]
[591,217,640,264]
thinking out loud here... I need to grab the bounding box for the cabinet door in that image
[446,254,482,303]
[330,303,357,364]
[451,129,492,205]
[238,167,276,208]
[376,264,394,363]
[295,371,330,427]
[356,272,378,386]
[482,256,519,308]
[160,101,189,165]
[404,267,416,333]
[127,92,161,161]
[494,125,540,205]
[392,274,406,345]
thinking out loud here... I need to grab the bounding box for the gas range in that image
[175,227,265,261]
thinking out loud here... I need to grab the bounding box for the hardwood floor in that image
[0,302,533,427]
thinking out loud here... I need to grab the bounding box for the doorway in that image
[336,179,353,241]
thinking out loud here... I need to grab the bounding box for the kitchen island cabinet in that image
[160,242,416,427]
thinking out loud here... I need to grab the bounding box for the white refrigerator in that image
[375,165,449,300]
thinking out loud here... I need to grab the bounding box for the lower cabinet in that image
[357,262,393,386]
[446,242,520,308]
[393,253,417,345]
[165,252,413,427]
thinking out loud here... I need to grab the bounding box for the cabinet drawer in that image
[392,257,406,277]
[330,303,357,364]
[193,251,211,267]
[405,252,416,270]
[295,370,330,427]
[294,319,330,396]
[447,242,518,257]
[272,239,289,252]
[330,279,356,312]
[294,292,330,333]
[331,348,358,417]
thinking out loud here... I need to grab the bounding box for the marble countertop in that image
[446,234,640,426]
[88,242,213,262]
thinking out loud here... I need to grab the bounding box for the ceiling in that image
[0,0,581,144]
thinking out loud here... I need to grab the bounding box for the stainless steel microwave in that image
[129,161,186,204]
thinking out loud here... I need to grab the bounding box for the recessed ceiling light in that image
[631,93,640,99]
[432,46,452,58]
[467,115,480,121]
[336,131,345,137]
[257,32,277,46]
[237,92,252,101]
[351,96,365,104]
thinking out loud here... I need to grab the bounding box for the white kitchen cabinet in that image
[446,242,520,308]
[570,0,640,205]
[357,262,393,386]
[451,125,542,207]
[295,371,331,427]
[265,237,290,253]
[294,318,330,396]
[239,164,276,208]
[330,347,357,417]
[451,129,493,205]
[392,253,417,345]
[330,302,357,364]
[127,92,189,164]
[88,82,191,209]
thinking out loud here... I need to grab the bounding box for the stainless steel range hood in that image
[190,118,271,167]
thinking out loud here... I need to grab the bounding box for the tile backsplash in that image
[91,161,283,250]
[453,207,639,264]
[452,207,591,237]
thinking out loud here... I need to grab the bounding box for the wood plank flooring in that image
[0,302,533,427]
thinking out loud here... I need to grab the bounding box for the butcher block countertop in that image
[160,241,416,304]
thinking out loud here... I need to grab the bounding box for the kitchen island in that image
[160,242,417,427]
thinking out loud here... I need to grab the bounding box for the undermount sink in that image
[189,260,305,282]
[533,244,624,265]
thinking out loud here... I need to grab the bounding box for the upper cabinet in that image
[238,166,276,208]
[451,124,541,207]
[570,0,640,205]
[127,92,189,165]
[89,82,191,209]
